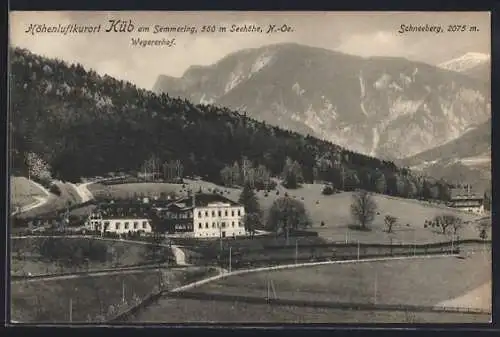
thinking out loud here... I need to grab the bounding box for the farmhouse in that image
[150,193,247,238]
[86,199,154,234]
[447,187,484,214]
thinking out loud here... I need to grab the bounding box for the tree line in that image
[11,47,453,202]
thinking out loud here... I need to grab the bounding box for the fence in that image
[11,263,182,282]
[109,267,220,322]
[109,254,488,322]
[165,291,491,315]
[185,239,489,268]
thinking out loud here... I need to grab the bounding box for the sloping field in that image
[90,180,484,244]
[15,181,82,219]
[187,252,491,308]
[10,176,47,209]
[10,237,174,276]
[130,252,491,323]
[11,266,217,323]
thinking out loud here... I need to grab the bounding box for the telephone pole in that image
[295,239,298,264]
[69,298,73,322]
[229,246,232,273]
[122,280,125,304]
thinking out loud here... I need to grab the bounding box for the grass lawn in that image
[10,177,47,209]
[127,297,490,323]
[89,180,485,244]
[187,252,490,309]
[15,181,82,219]
[11,266,217,323]
[128,253,491,323]
[10,237,174,276]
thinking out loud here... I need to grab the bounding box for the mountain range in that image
[153,43,490,161]
[438,52,490,80]
[398,118,491,192]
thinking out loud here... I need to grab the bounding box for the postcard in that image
[8,11,491,325]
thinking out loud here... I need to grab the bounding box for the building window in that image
[232,221,235,228]
[198,211,202,218]
[218,210,222,217]
[134,222,138,229]
[232,210,235,216]
[205,211,209,217]
[238,210,241,216]
[124,222,129,229]
[222,222,226,228]
[199,223,202,229]
[212,222,216,228]
[225,210,228,216]
[205,222,209,228]
[239,221,243,227]
[104,221,110,227]
[115,222,121,230]
[142,221,147,228]
[212,211,215,217]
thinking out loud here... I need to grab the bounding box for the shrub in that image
[322,185,334,195]
[49,184,61,196]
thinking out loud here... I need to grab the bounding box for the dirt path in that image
[69,182,94,203]
[171,245,189,266]
[11,179,51,216]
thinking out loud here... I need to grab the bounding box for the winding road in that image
[11,179,51,216]
[70,181,95,203]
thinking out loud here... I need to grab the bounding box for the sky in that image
[10,11,491,89]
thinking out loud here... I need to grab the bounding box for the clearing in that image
[89,180,486,244]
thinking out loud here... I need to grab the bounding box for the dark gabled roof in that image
[448,200,483,207]
[449,188,483,200]
[169,193,240,208]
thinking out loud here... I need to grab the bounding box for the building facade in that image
[86,199,154,234]
[151,193,247,238]
[447,187,485,214]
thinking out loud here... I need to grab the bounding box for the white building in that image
[151,193,247,238]
[86,200,153,234]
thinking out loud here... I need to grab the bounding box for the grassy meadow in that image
[187,252,491,308]
[88,179,486,244]
[14,181,82,219]
[10,237,174,276]
[127,298,490,323]
[10,177,47,209]
[11,266,218,323]
[128,252,491,323]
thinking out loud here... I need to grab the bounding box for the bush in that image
[322,185,334,195]
[49,183,62,196]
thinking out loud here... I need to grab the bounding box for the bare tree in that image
[384,215,398,233]
[433,214,462,235]
[350,190,377,230]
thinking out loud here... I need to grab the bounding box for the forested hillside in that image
[10,47,452,201]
